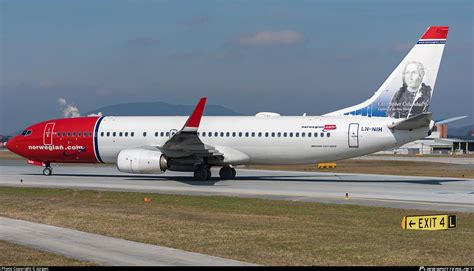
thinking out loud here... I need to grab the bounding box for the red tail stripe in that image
[420,26,449,40]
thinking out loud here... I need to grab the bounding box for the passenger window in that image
[289,133,293,137]
[245,132,249,137]
[327,133,331,137]
[202,132,206,137]
[232,132,236,137]
[271,132,275,137]
[314,132,318,137]
[72,132,76,137]
[283,132,287,137]
[320,133,324,137]
[226,132,230,137]
[84,131,87,136]
[106,132,110,137]
[89,132,93,137]
[208,132,212,137]
[277,132,281,137]
[63,132,66,137]
[172,131,176,136]
[302,133,306,137]
[308,132,312,137]
[57,132,60,137]
[165,132,169,137]
[258,132,262,137]
[251,132,255,137]
[68,132,71,137]
[220,132,224,137]
[119,132,123,137]
[265,132,269,137]
[296,133,299,137]
[125,132,128,137]
[238,132,242,137]
[101,132,104,137]
[113,132,116,137]
[131,132,134,137]
[155,132,158,137]
[142,132,146,137]
[79,132,82,137]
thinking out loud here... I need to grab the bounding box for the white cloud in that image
[238,30,305,46]
[58,97,81,118]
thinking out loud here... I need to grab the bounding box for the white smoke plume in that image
[58,97,81,118]
[88,112,103,117]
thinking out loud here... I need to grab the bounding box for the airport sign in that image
[401,214,456,230]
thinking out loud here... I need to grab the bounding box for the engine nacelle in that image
[117,149,168,174]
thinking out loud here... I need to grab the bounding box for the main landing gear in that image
[193,165,236,181]
[219,166,236,180]
[193,165,211,181]
[42,162,52,176]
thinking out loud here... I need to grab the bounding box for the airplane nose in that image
[5,136,17,153]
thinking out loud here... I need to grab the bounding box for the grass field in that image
[0,187,472,266]
[0,240,91,266]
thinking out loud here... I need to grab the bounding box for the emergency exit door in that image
[348,123,359,148]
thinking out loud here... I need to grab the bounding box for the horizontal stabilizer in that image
[435,115,468,125]
[388,112,432,130]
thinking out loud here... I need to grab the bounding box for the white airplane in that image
[6,26,455,181]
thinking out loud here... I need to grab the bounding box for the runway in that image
[0,216,255,266]
[1,160,473,212]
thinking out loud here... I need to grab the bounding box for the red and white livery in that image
[6,26,454,180]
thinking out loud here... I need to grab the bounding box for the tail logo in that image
[387,61,432,118]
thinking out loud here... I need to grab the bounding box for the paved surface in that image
[0,216,255,266]
[353,155,474,165]
[1,160,473,212]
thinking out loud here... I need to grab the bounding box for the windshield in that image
[21,130,32,136]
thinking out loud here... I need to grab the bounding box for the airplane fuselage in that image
[7,115,429,166]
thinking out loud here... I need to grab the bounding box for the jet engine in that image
[117,148,168,174]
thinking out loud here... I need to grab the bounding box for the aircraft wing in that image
[159,97,224,158]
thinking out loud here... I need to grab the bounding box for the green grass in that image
[0,240,92,266]
[0,187,472,266]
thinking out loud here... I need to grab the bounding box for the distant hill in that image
[448,124,474,139]
[84,101,243,117]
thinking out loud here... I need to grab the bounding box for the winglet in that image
[183,97,207,132]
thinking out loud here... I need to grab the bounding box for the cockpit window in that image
[21,130,32,136]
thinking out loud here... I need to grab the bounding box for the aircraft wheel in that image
[194,166,211,181]
[219,166,235,180]
[43,167,52,176]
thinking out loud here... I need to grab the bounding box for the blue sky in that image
[1,0,473,133]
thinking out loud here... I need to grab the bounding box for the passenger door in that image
[348,123,359,148]
[43,123,55,146]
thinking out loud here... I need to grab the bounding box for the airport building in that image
[377,124,474,155]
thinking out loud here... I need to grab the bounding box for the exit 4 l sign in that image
[401,214,457,230]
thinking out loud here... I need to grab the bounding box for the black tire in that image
[43,167,52,176]
[219,166,235,180]
[231,168,236,179]
[194,166,210,181]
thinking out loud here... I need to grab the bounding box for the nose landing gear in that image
[42,162,52,176]
[42,167,52,176]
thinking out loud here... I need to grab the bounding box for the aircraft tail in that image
[325,26,449,119]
